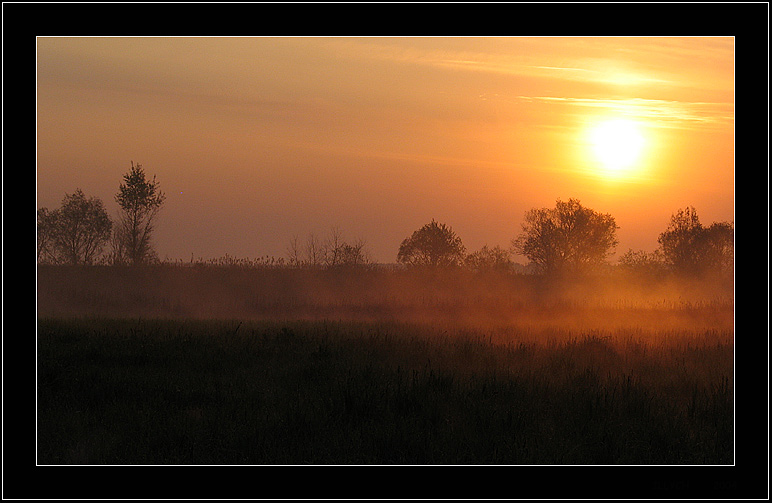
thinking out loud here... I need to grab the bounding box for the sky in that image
[36,36,735,264]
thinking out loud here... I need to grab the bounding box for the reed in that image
[37,317,732,465]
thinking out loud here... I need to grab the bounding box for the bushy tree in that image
[113,162,166,265]
[464,244,514,273]
[512,198,619,275]
[618,248,666,277]
[657,206,733,277]
[37,189,113,265]
[397,219,466,268]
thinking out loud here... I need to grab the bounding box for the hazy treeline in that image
[38,163,733,282]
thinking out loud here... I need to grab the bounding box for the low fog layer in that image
[37,266,734,336]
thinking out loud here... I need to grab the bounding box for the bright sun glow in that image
[589,119,645,176]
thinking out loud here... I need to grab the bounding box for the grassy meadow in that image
[36,265,734,466]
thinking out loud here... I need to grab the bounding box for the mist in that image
[37,265,733,338]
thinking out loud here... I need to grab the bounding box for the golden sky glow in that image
[36,36,734,263]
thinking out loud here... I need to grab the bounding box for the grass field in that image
[36,266,734,465]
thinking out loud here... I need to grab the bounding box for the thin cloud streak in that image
[338,37,717,88]
[515,96,734,129]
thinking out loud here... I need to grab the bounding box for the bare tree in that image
[323,226,345,268]
[286,234,303,268]
[289,228,372,269]
[337,237,371,268]
[305,232,323,268]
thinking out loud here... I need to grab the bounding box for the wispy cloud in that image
[515,96,734,129]
[383,50,674,88]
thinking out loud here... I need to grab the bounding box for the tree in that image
[287,228,372,269]
[397,219,466,268]
[657,206,733,277]
[113,162,166,265]
[464,244,514,273]
[305,232,324,268]
[37,189,113,265]
[323,226,346,268]
[512,198,619,275]
[700,221,734,275]
[37,207,58,263]
[618,248,666,277]
[323,227,372,268]
[286,234,303,268]
[336,239,371,268]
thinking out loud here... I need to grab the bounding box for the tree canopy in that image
[397,219,466,268]
[114,162,166,265]
[657,206,733,278]
[512,198,619,275]
[37,189,112,265]
[464,245,514,273]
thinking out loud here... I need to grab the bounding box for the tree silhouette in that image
[618,248,666,277]
[113,162,166,265]
[464,244,514,273]
[512,198,619,275]
[287,228,372,269]
[37,207,58,263]
[37,189,112,265]
[397,219,466,268]
[657,206,733,277]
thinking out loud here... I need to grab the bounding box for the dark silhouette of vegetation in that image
[618,248,667,277]
[286,227,372,269]
[36,168,733,285]
[322,227,371,268]
[464,244,515,273]
[38,318,733,465]
[657,206,734,278]
[113,162,166,265]
[512,198,619,276]
[397,219,466,268]
[619,207,734,280]
[36,189,112,265]
[36,180,735,468]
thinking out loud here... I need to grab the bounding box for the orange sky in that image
[36,36,734,264]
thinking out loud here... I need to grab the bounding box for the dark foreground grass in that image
[37,318,733,465]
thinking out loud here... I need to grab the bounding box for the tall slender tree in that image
[114,161,166,265]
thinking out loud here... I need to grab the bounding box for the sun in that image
[588,118,645,176]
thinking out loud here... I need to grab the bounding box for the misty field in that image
[36,265,733,465]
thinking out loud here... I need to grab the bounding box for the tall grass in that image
[37,317,733,465]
